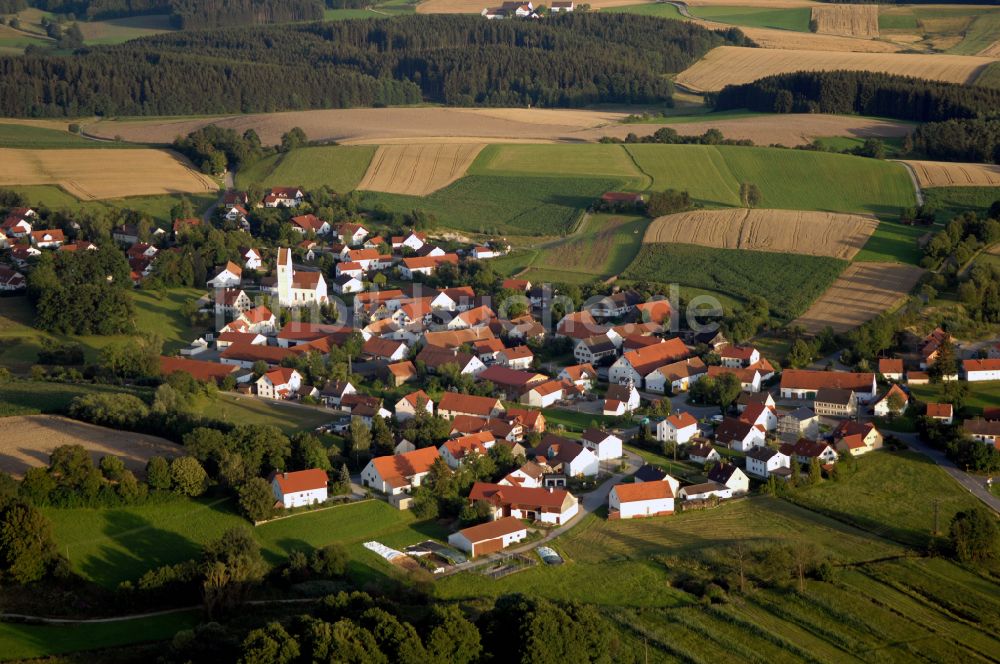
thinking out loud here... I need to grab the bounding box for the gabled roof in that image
[441,431,495,460]
[424,327,495,349]
[634,464,668,482]
[963,358,1000,373]
[400,389,432,407]
[746,446,783,462]
[479,365,547,389]
[160,356,238,382]
[780,370,875,392]
[613,480,673,502]
[925,402,953,418]
[438,392,503,417]
[272,468,327,494]
[455,516,526,543]
[418,345,478,370]
[369,447,441,488]
[815,387,855,405]
[581,428,617,445]
[963,418,1000,436]
[707,462,742,484]
[719,345,757,361]
[561,363,597,381]
[620,338,690,376]
[665,411,698,430]
[878,358,904,374]
[715,417,757,442]
[469,482,572,510]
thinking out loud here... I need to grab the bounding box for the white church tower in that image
[276,247,293,306]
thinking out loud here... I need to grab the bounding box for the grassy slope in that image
[947,10,1000,55]
[623,244,846,320]
[236,145,376,193]
[689,5,811,31]
[604,3,685,19]
[0,381,152,417]
[0,123,135,149]
[923,186,1000,221]
[976,61,1000,89]
[6,184,216,226]
[910,380,1000,416]
[45,498,443,588]
[854,221,927,265]
[471,144,647,187]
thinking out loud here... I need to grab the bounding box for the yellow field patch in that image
[357,143,485,195]
[810,5,879,38]
[903,160,1000,188]
[792,262,924,333]
[644,209,879,260]
[0,147,216,199]
[675,46,995,92]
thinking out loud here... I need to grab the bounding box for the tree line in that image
[0,14,746,117]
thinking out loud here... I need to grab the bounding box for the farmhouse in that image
[361,446,440,495]
[469,482,579,525]
[813,388,858,418]
[271,469,328,509]
[520,380,565,408]
[707,462,750,494]
[497,345,534,369]
[780,370,877,403]
[645,357,707,394]
[574,336,618,365]
[447,517,528,557]
[656,411,699,445]
[962,419,1000,448]
[438,393,505,419]
[220,342,292,369]
[679,481,732,501]
[400,254,459,279]
[720,345,760,368]
[160,356,239,384]
[963,358,1000,382]
[608,481,674,520]
[264,187,304,208]
[214,288,252,316]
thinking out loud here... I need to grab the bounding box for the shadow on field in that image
[81,510,200,587]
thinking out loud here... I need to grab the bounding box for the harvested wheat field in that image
[792,262,924,334]
[644,209,878,260]
[417,0,648,11]
[357,143,485,195]
[622,114,913,147]
[810,5,879,38]
[84,108,630,146]
[0,415,180,478]
[980,41,1000,58]
[736,26,900,52]
[0,147,216,199]
[675,46,995,92]
[903,160,1000,187]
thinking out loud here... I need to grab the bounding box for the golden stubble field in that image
[357,143,485,195]
[675,46,996,91]
[902,160,1000,187]
[644,209,879,260]
[0,415,180,478]
[810,5,879,39]
[0,147,216,199]
[792,262,924,334]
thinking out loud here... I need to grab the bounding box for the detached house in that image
[780,370,877,403]
[581,428,623,460]
[394,390,434,421]
[609,481,674,520]
[745,447,791,479]
[1,207,35,237]
[30,229,65,248]
[361,446,440,495]
[963,359,1000,382]
[448,517,528,557]
[645,357,707,394]
[534,434,599,477]
[559,364,597,391]
[574,335,618,365]
[604,381,640,416]
[778,407,820,441]
[715,417,765,452]
[264,187,304,208]
[469,482,579,525]
[719,345,760,368]
[878,358,904,381]
[657,411,699,445]
[707,462,750,494]
[962,419,1000,448]
[783,438,838,466]
[290,214,330,236]
[207,261,243,288]
[609,338,689,387]
[520,380,564,408]
[438,393,505,419]
[320,380,357,407]
[439,431,496,469]
[872,384,909,417]
[255,367,302,399]
[925,402,953,425]
[738,402,778,432]
[813,388,858,418]
[271,469,328,509]
[833,420,884,456]
[686,442,721,465]
[362,337,408,363]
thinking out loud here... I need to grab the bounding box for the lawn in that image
[515,213,648,284]
[923,186,1000,221]
[200,393,337,435]
[236,145,376,193]
[689,5,812,31]
[362,174,621,236]
[854,220,927,265]
[812,135,906,158]
[622,244,847,320]
[0,610,200,662]
[77,14,176,45]
[909,380,1000,416]
[787,450,983,549]
[5,185,216,226]
[540,407,616,433]
[45,497,441,588]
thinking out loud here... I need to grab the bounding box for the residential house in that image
[290,214,330,236]
[333,274,364,295]
[519,380,564,408]
[574,335,618,365]
[438,393,505,419]
[207,261,243,288]
[609,338,689,386]
[449,305,495,331]
[225,206,249,227]
[556,310,606,341]
[386,361,418,387]
[784,438,838,466]
[360,447,440,495]
[926,402,954,425]
[417,346,486,377]
[263,187,304,208]
[215,288,252,317]
[0,265,26,291]
[558,364,597,391]
[745,447,791,479]
[719,345,760,368]
[604,381,640,415]
[645,358,707,394]
[581,428,623,460]
[550,0,574,10]
[780,370,877,403]
[872,384,909,417]
[634,464,668,483]
[500,462,545,489]
[707,462,750,494]
[236,305,278,335]
[220,343,292,369]
[336,223,369,246]
[362,337,408,363]
[714,417,765,452]
[1,207,34,237]
[159,355,239,384]
[497,345,534,370]
[399,254,459,279]
[707,365,761,393]
[320,380,356,407]
[172,217,201,239]
[588,290,641,318]
[814,388,858,418]
[468,482,579,525]
[271,469,328,509]
[778,407,820,441]
[608,481,674,520]
[963,358,1000,382]
[30,229,64,249]
[738,403,778,432]
[920,327,951,369]
[439,431,496,469]
[506,407,546,433]
[679,481,732,501]
[448,517,528,557]
[656,411,699,445]
[633,299,672,325]
[222,191,249,209]
[534,435,599,477]
[394,390,434,421]
[392,231,425,252]
[962,419,1000,449]
[686,442,720,465]
[879,358,904,381]
[473,338,506,365]
[833,420,884,456]
[737,393,775,414]
[255,368,302,399]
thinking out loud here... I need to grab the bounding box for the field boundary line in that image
[621,145,654,191]
[253,497,374,526]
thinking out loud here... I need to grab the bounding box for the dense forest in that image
[712,71,1000,123]
[0,14,746,117]
[912,118,1000,163]
[10,0,324,25]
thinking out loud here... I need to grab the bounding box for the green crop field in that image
[689,5,811,31]
[236,145,376,193]
[787,450,983,549]
[948,10,1000,55]
[923,186,1000,221]
[0,610,200,662]
[623,244,846,320]
[45,498,440,588]
[362,174,620,236]
[512,213,648,284]
[604,3,685,19]
[0,123,135,149]
[976,61,1000,89]
[625,145,916,215]
[854,220,928,265]
[471,144,647,187]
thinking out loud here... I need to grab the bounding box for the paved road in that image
[438,448,644,576]
[202,170,236,223]
[896,432,1000,514]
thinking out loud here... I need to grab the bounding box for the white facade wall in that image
[272,482,328,509]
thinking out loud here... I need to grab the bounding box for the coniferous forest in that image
[0,14,748,117]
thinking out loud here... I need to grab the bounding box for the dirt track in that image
[903,160,1000,188]
[676,46,996,92]
[792,262,924,334]
[644,209,879,260]
[0,415,180,479]
[357,143,484,195]
[0,147,215,199]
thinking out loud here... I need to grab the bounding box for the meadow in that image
[910,380,1000,416]
[235,145,376,193]
[853,220,928,265]
[625,144,916,215]
[0,123,132,149]
[0,381,152,418]
[622,244,846,320]
[4,185,217,225]
[689,5,811,31]
[470,144,647,187]
[604,2,685,19]
[977,61,1000,88]
[923,186,1000,221]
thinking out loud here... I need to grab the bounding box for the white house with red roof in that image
[0,265,26,291]
[738,402,778,432]
[719,345,760,368]
[657,411,699,445]
[1,207,34,237]
[337,223,369,246]
[241,247,263,270]
[290,214,330,236]
[234,305,277,335]
[558,363,597,390]
[581,428,622,460]
[255,367,302,399]
[207,261,243,288]
[609,338,690,387]
[361,447,440,495]
[393,390,434,421]
[215,288,252,316]
[715,417,766,452]
[469,482,579,525]
[609,480,674,520]
[263,187,303,208]
[439,431,496,469]
[963,358,1000,382]
[30,229,65,249]
[392,231,425,252]
[271,469,328,509]
[925,402,953,425]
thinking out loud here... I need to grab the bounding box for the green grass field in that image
[513,213,648,284]
[976,61,1000,89]
[854,220,928,265]
[201,393,336,434]
[625,145,916,215]
[236,145,376,193]
[909,380,1000,416]
[78,14,176,45]
[623,244,846,320]
[604,3,685,18]
[0,610,200,662]
[0,123,134,149]
[471,144,647,187]
[45,498,442,588]
[788,450,983,549]
[5,185,216,226]
[362,174,620,236]
[947,10,1000,55]
[923,186,1000,221]
[0,381,152,418]
[689,5,811,31]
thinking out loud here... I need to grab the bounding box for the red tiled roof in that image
[780,370,875,392]
[925,402,953,418]
[439,392,503,417]
[370,447,440,487]
[160,356,237,382]
[613,480,673,502]
[455,516,526,543]
[272,468,327,494]
[469,482,571,510]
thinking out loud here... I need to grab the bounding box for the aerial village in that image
[2,186,997,568]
